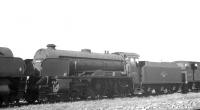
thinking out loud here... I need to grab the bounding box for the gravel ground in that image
[2,93,200,110]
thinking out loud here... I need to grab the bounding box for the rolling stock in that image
[135,61,184,94]
[1,44,200,106]
[27,44,139,102]
[0,47,26,106]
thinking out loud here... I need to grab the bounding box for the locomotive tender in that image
[137,61,184,94]
[1,44,200,106]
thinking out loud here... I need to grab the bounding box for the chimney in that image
[47,44,56,50]
[105,50,109,54]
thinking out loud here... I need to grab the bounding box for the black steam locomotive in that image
[0,47,26,105]
[0,44,200,105]
[26,44,139,102]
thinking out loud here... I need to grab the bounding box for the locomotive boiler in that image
[33,44,126,76]
[0,47,26,106]
[26,44,139,102]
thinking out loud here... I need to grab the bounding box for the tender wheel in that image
[106,89,114,98]
[181,84,188,94]
[88,88,96,100]
[70,90,78,101]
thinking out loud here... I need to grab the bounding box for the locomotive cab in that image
[112,52,139,76]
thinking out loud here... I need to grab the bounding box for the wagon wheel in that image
[181,83,189,93]
[151,89,156,95]
[196,83,200,91]
[15,99,20,106]
[167,86,173,94]
[63,91,70,101]
[79,81,90,100]
[160,86,165,94]
[142,87,149,96]
[172,86,177,93]
[25,89,38,103]
[154,87,161,95]
[93,80,105,98]
[106,89,114,98]
[70,90,79,101]
[79,88,88,100]
[87,88,96,100]
[3,97,9,107]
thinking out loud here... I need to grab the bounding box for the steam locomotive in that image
[0,44,200,105]
[26,44,139,102]
[0,47,26,105]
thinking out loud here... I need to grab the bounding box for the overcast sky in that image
[0,0,200,61]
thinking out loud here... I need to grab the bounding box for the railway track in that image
[2,92,200,110]
[0,90,197,109]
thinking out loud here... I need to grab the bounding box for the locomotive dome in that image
[0,47,13,57]
[33,44,139,72]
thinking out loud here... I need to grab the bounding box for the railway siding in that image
[3,92,200,110]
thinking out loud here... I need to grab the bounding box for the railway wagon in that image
[134,61,184,95]
[0,47,26,106]
[175,61,200,91]
[26,44,139,102]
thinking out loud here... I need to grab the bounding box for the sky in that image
[0,0,200,61]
